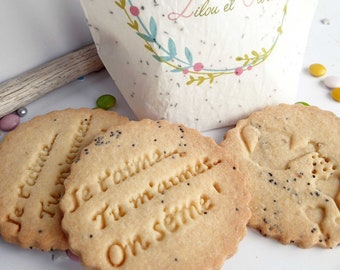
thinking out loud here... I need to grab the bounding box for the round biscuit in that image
[221,104,340,248]
[0,108,129,251]
[60,119,251,270]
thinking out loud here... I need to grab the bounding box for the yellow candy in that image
[309,63,327,77]
[331,88,340,102]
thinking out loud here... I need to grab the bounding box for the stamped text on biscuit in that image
[68,146,223,267]
[7,115,92,233]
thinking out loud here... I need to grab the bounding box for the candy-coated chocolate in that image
[96,94,116,110]
[16,107,28,117]
[331,88,340,102]
[324,76,340,89]
[0,113,20,131]
[308,63,327,77]
[66,250,80,261]
[295,101,310,106]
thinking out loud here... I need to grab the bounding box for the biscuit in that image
[221,104,340,248]
[0,108,129,251]
[60,119,251,269]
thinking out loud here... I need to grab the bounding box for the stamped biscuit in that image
[60,119,251,270]
[221,104,340,248]
[0,108,129,251]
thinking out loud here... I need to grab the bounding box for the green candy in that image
[295,101,310,106]
[96,94,116,110]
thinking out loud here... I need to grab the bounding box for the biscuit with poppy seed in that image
[0,108,129,251]
[221,104,340,248]
[60,119,251,270]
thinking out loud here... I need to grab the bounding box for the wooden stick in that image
[0,43,104,118]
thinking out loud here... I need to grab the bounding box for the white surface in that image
[0,0,340,269]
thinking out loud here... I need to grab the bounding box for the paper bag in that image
[81,0,318,131]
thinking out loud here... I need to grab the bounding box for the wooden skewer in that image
[0,43,104,118]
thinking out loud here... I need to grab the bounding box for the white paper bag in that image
[81,0,318,131]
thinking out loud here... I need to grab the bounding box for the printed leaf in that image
[208,74,215,84]
[197,76,205,86]
[171,68,183,73]
[127,20,139,31]
[149,17,157,38]
[158,55,173,62]
[152,55,172,62]
[184,47,193,65]
[251,50,259,64]
[137,33,156,42]
[243,60,250,67]
[152,55,162,62]
[168,38,177,59]
[186,76,195,85]
[115,0,125,9]
[144,44,155,53]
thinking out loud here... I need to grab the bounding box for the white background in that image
[0,0,339,269]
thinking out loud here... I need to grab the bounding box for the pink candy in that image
[0,113,20,131]
[66,249,80,261]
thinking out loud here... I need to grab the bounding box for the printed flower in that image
[193,63,204,72]
[130,6,140,16]
[235,67,243,76]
